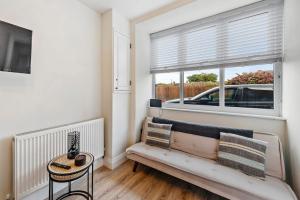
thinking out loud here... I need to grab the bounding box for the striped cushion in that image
[217,132,267,178]
[145,122,172,149]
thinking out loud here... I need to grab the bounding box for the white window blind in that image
[150,0,283,73]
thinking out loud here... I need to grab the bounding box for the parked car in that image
[166,84,274,109]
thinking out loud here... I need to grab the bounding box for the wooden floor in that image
[60,161,226,200]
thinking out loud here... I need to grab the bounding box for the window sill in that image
[150,106,286,121]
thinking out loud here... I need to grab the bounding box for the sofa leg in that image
[133,161,139,172]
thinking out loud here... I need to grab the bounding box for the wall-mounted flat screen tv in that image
[0,20,32,74]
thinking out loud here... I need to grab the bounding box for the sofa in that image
[126,117,297,200]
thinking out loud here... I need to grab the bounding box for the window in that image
[154,63,281,116]
[154,72,180,103]
[151,0,283,116]
[183,69,219,106]
[224,64,275,109]
[195,89,220,106]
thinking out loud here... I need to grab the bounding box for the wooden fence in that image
[156,82,218,102]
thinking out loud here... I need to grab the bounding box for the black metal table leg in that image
[68,182,71,193]
[92,163,94,200]
[87,167,90,196]
[51,179,54,200]
[49,176,51,200]
[49,176,53,200]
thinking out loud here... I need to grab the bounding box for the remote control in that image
[51,162,71,170]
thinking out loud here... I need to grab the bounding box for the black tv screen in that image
[0,20,32,74]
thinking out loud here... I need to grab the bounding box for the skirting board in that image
[22,158,103,200]
[104,152,127,169]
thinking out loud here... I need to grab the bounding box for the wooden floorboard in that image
[58,161,226,200]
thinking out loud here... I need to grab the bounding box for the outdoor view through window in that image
[154,64,274,109]
[183,69,219,106]
[155,72,180,103]
[225,64,274,109]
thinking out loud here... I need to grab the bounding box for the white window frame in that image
[153,62,282,117]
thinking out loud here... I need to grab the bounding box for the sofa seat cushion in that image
[126,143,296,200]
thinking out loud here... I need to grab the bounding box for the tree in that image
[226,70,273,85]
[186,73,218,83]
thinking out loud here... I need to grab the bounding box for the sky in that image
[155,64,273,84]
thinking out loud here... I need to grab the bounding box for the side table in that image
[47,152,94,200]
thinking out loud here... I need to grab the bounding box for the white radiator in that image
[13,118,104,200]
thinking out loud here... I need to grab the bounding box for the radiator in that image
[13,118,104,200]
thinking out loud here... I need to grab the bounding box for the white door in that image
[112,92,131,158]
[114,30,131,91]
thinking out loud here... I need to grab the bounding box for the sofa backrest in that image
[254,132,285,180]
[170,131,218,159]
[170,131,285,180]
[141,117,285,181]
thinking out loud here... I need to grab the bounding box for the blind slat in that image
[150,0,283,73]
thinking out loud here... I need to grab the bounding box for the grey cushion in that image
[145,122,172,149]
[217,132,267,178]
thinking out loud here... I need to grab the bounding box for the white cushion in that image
[126,143,296,200]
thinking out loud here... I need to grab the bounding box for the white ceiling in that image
[78,0,177,19]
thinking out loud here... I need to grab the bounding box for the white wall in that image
[132,0,263,144]
[147,107,288,181]
[282,0,300,197]
[132,0,290,183]
[132,0,300,197]
[0,0,102,198]
[149,107,286,146]
[101,10,130,169]
[101,10,114,167]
